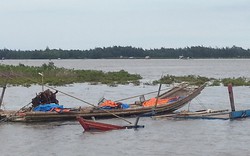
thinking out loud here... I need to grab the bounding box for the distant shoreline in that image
[1,46,250,59]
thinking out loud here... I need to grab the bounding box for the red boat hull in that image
[77,116,125,131]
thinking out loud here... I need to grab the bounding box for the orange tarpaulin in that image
[142,97,179,107]
[99,100,119,108]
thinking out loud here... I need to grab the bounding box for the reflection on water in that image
[1,59,250,156]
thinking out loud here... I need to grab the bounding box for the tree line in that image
[1,46,250,59]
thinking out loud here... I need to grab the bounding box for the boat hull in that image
[77,116,125,131]
[9,83,206,122]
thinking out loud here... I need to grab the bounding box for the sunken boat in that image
[3,83,206,122]
[153,83,250,120]
[77,116,144,132]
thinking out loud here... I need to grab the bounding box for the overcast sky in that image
[0,0,250,50]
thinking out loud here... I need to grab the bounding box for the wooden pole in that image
[228,83,235,112]
[42,75,44,91]
[134,116,140,127]
[154,83,162,109]
[0,84,7,108]
[38,72,44,91]
[151,83,162,115]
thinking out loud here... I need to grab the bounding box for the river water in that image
[1,59,250,156]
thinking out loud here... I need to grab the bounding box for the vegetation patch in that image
[221,77,250,86]
[0,62,142,86]
[1,62,250,87]
[153,75,211,86]
[152,75,250,86]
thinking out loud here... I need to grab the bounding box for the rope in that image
[44,85,132,124]
[0,102,32,123]
[195,97,207,110]
[114,88,169,102]
[188,97,207,111]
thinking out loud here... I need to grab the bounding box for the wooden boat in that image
[153,107,250,120]
[77,116,125,131]
[227,83,250,119]
[153,109,231,120]
[77,116,144,131]
[7,83,206,122]
[153,83,250,120]
[0,112,6,121]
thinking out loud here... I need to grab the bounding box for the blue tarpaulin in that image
[33,103,63,112]
[121,103,130,109]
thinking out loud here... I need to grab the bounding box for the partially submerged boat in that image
[153,109,231,120]
[4,83,205,122]
[77,116,144,132]
[153,83,250,120]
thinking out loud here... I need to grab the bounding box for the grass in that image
[0,62,142,86]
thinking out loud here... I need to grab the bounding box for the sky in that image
[0,0,250,50]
